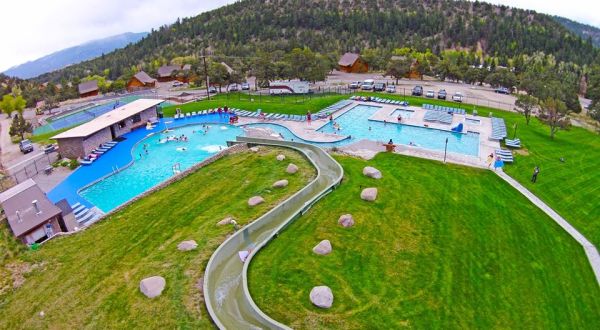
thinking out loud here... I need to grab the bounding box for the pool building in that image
[52,99,163,159]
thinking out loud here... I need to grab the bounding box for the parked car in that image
[412,85,423,96]
[425,90,435,98]
[437,89,447,100]
[361,79,375,90]
[386,85,396,93]
[241,82,250,90]
[172,81,183,87]
[228,84,239,92]
[208,86,217,94]
[495,87,510,95]
[44,144,57,154]
[452,92,464,102]
[19,139,34,154]
[374,82,386,92]
[349,81,361,89]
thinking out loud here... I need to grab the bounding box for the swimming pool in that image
[247,105,480,156]
[390,108,415,118]
[79,124,242,212]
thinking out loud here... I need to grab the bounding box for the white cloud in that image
[0,0,237,72]
[1,0,598,73]
[474,0,600,28]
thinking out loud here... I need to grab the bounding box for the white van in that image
[361,79,375,90]
[269,81,310,94]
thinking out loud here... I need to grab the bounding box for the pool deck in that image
[235,100,500,168]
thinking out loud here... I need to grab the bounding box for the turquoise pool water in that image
[391,108,415,118]
[246,105,480,156]
[80,124,242,212]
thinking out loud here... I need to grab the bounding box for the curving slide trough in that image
[203,136,344,329]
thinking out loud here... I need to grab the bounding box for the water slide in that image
[203,136,344,329]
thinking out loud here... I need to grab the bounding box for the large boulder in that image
[360,188,378,201]
[363,166,382,179]
[177,240,198,251]
[310,286,334,308]
[250,146,260,152]
[272,179,289,188]
[313,240,332,255]
[217,217,234,226]
[248,196,265,206]
[139,276,166,298]
[338,214,354,227]
[286,163,298,174]
[276,154,286,161]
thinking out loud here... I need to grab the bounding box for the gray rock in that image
[217,217,234,226]
[313,240,332,255]
[272,179,289,188]
[250,146,260,152]
[338,214,354,227]
[360,187,378,201]
[276,154,286,161]
[310,286,334,308]
[286,163,298,174]
[140,276,166,298]
[248,196,265,206]
[363,166,382,179]
[177,240,198,251]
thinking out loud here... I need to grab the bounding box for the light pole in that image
[513,123,518,139]
[444,137,448,163]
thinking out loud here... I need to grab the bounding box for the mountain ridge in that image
[3,32,148,79]
[30,0,599,83]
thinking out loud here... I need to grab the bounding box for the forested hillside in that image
[34,0,597,82]
[554,16,600,48]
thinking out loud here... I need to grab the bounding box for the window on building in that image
[119,121,126,128]
[132,113,142,123]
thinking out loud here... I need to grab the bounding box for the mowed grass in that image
[249,153,600,329]
[356,92,600,247]
[161,92,348,116]
[0,147,316,329]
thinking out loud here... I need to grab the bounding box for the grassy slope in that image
[353,92,600,247]
[249,153,600,329]
[0,147,315,329]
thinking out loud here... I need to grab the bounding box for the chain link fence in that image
[0,153,58,192]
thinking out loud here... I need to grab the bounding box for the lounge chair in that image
[505,138,521,148]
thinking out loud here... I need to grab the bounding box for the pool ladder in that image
[111,165,120,174]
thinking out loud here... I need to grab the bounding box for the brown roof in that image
[0,179,62,237]
[338,53,361,66]
[78,80,99,94]
[157,65,181,77]
[133,71,156,84]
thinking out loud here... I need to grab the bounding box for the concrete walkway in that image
[496,169,600,285]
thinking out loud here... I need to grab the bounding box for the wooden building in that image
[0,179,77,245]
[157,65,181,82]
[338,53,369,73]
[78,80,99,98]
[52,99,163,159]
[127,71,156,92]
[390,56,423,79]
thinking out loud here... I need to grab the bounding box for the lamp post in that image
[444,137,448,163]
[513,123,518,139]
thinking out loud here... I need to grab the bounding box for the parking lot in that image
[319,70,517,111]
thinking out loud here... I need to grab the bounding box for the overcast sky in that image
[1,0,599,73]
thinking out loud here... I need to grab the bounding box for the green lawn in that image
[249,153,600,329]
[351,92,600,247]
[161,92,348,116]
[29,126,72,146]
[0,147,315,329]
